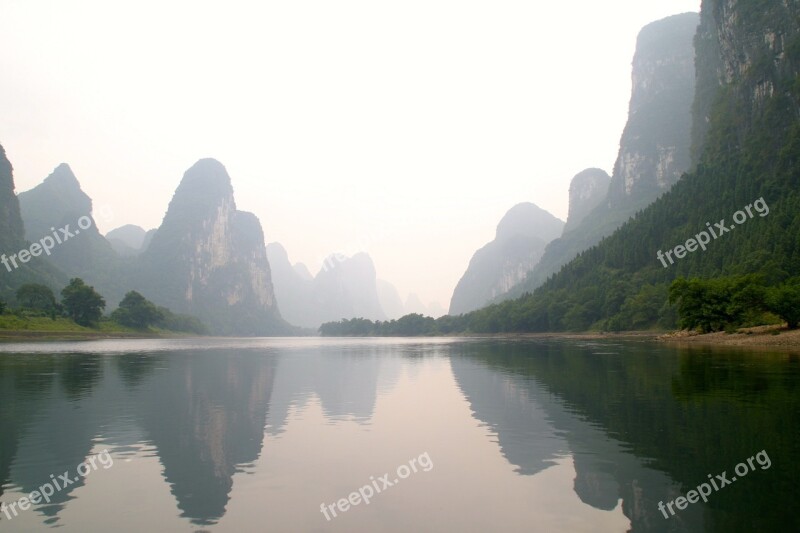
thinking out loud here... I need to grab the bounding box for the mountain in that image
[267,242,393,328]
[141,228,156,252]
[18,163,122,302]
[265,242,315,328]
[502,13,699,300]
[106,224,149,256]
[427,301,446,318]
[294,262,313,281]
[404,292,445,318]
[376,279,406,320]
[0,144,25,253]
[405,292,427,316]
[0,144,65,299]
[132,159,288,335]
[449,202,564,315]
[313,252,386,324]
[450,1,800,333]
[562,168,611,234]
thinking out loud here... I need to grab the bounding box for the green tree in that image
[669,278,736,333]
[111,291,164,329]
[16,283,58,317]
[766,282,800,329]
[669,275,769,333]
[61,278,105,327]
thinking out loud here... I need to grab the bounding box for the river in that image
[0,337,796,532]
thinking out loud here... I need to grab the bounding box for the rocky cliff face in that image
[136,159,285,335]
[563,168,611,234]
[498,12,699,302]
[0,144,25,253]
[693,0,800,158]
[449,203,563,315]
[607,12,698,203]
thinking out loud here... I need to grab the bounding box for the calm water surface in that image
[0,337,797,532]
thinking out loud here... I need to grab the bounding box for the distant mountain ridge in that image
[106,224,152,256]
[267,242,388,328]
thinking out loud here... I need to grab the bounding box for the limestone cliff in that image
[135,159,286,335]
[0,144,25,253]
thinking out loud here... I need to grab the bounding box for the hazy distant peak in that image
[47,162,79,182]
[349,251,375,268]
[43,163,82,190]
[321,252,346,269]
[449,202,564,315]
[495,202,563,242]
[267,242,312,279]
[293,262,313,281]
[564,168,612,234]
[405,292,426,312]
[376,279,405,320]
[266,242,289,262]
[106,224,147,249]
[319,251,377,278]
[23,162,92,215]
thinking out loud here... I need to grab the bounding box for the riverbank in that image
[0,316,195,341]
[467,327,800,349]
[464,331,658,340]
[658,324,800,348]
[0,329,190,341]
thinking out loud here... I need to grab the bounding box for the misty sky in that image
[1,0,700,311]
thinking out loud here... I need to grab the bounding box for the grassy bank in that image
[0,315,196,340]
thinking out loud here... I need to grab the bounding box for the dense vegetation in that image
[669,275,800,332]
[0,279,207,334]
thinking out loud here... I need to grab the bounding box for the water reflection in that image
[0,338,797,532]
[0,342,404,527]
[450,340,800,532]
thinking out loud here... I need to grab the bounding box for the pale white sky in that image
[0,0,700,310]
